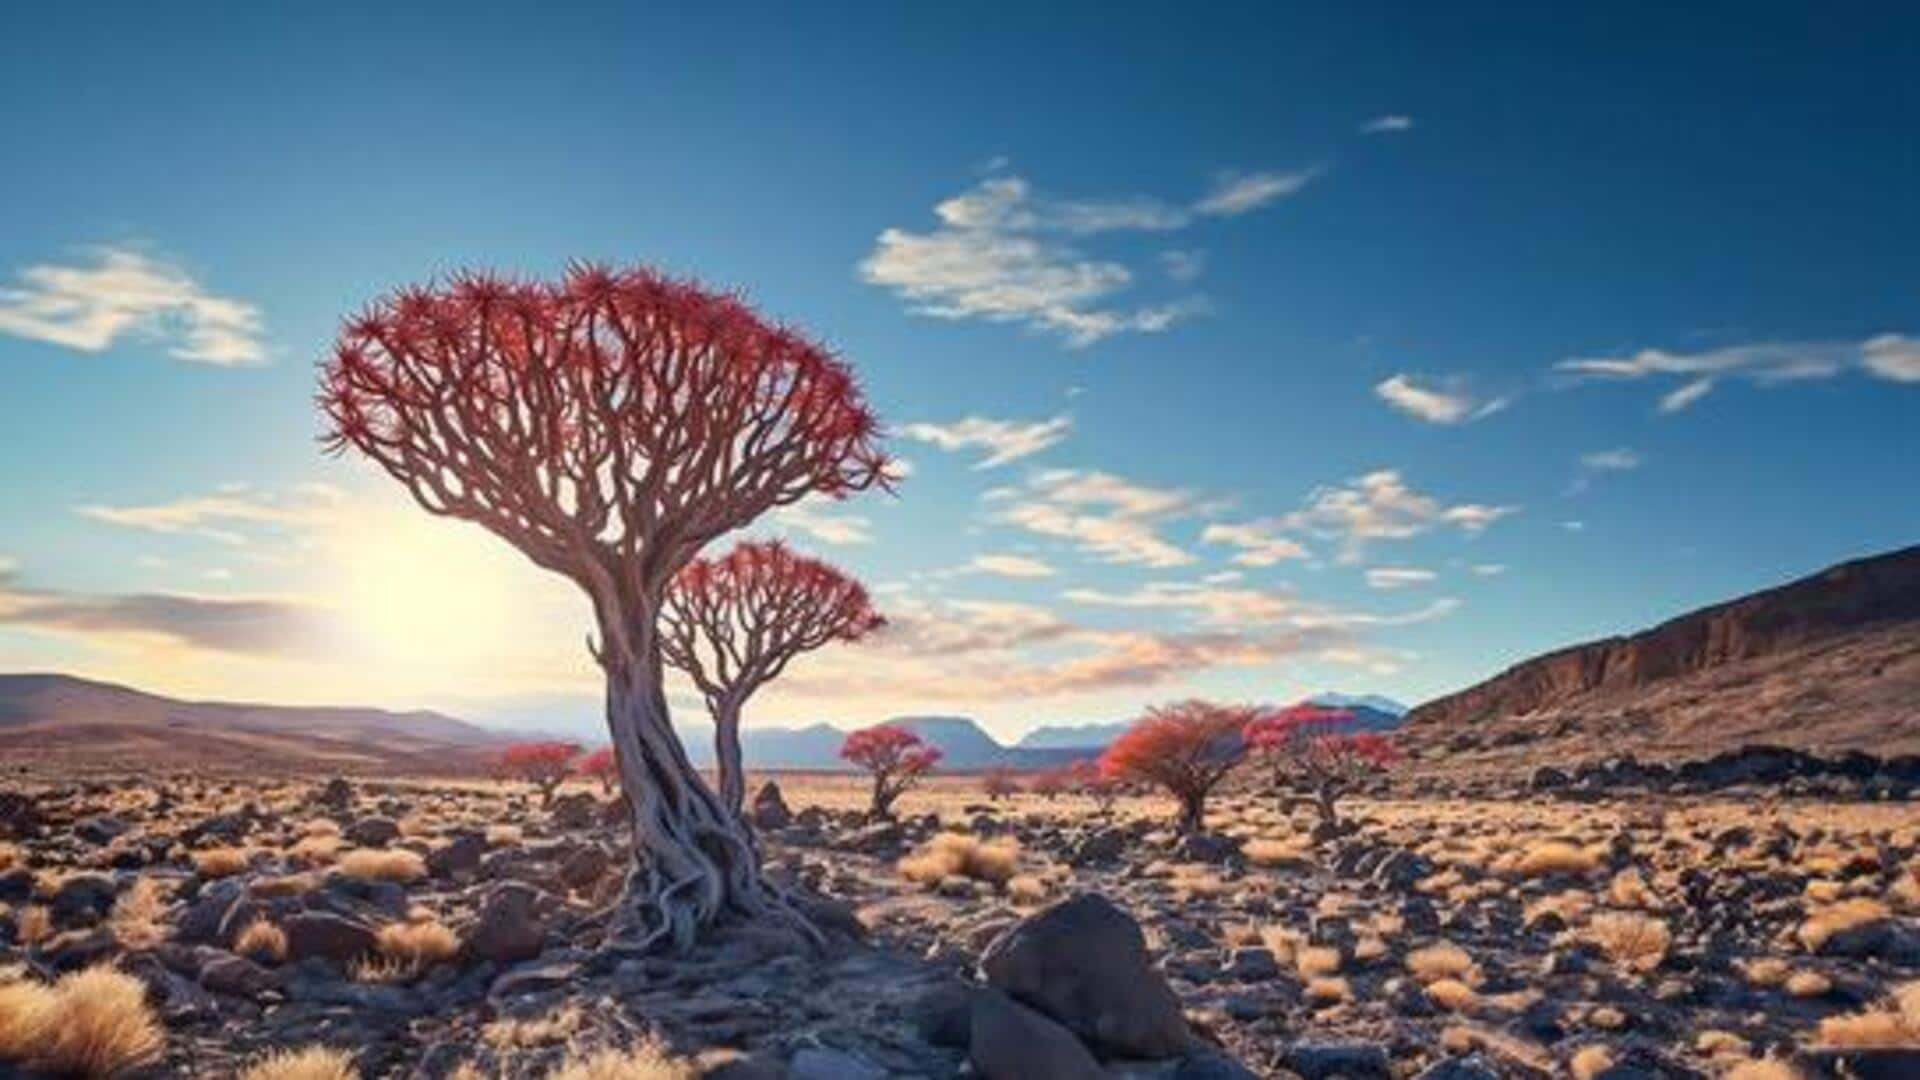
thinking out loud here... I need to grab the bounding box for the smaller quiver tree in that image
[497,741,581,806]
[981,767,1021,801]
[1099,700,1255,832]
[661,540,884,819]
[841,724,941,821]
[579,746,619,796]
[1243,704,1394,829]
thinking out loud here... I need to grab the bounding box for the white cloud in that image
[1579,448,1641,471]
[769,501,874,545]
[963,554,1057,578]
[862,168,1309,346]
[1469,563,1507,576]
[1199,521,1311,566]
[0,248,266,365]
[1159,249,1206,283]
[1360,115,1414,134]
[997,469,1198,568]
[1193,168,1321,217]
[1374,373,1508,425]
[1558,334,1920,411]
[75,486,343,545]
[1863,334,1920,382]
[898,414,1071,469]
[1364,566,1436,590]
[1064,579,1457,631]
[1284,469,1516,561]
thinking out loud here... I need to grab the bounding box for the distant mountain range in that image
[1,671,1410,774]
[1401,544,1920,762]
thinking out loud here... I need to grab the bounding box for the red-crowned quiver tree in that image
[497,741,581,806]
[841,724,941,821]
[1100,700,1257,833]
[319,264,892,951]
[1243,704,1394,829]
[661,540,883,819]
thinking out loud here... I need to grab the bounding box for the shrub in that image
[1295,944,1343,977]
[235,918,289,964]
[841,725,941,820]
[1786,970,1833,998]
[1587,912,1670,973]
[1242,704,1393,828]
[1426,978,1479,1011]
[981,768,1021,801]
[897,832,1020,888]
[1569,1045,1614,1080]
[240,1046,360,1080]
[0,966,164,1076]
[546,1044,697,1080]
[495,741,582,806]
[336,848,427,884]
[1099,700,1256,832]
[1814,980,1920,1047]
[1303,977,1350,1006]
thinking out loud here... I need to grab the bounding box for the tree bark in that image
[712,696,747,820]
[600,629,813,953]
[1178,791,1205,833]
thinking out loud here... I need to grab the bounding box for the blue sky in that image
[2,4,1916,741]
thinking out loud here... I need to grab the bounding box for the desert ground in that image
[2,767,1918,1080]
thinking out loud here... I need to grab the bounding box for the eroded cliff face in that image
[1405,545,1920,731]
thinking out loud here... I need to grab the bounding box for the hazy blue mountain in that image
[1016,721,1130,751]
[1307,692,1408,716]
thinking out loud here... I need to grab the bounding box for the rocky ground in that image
[1,771,1917,1078]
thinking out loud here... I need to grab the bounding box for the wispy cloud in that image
[1579,448,1641,471]
[898,414,1071,469]
[75,485,344,545]
[1373,373,1509,425]
[1360,115,1414,135]
[1199,521,1310,566]
[861,167,1313,346]
[0,560,333,656]
[960,553,1057,578]
[1364,566,1436,590]
[1064,579,1457,631]
[1281,469,1516,562]
[0,248,266,365]
[1193,168,1322,217]
[769,500,874,545]
[1557,333,1920,412]
[996,468,1199,567]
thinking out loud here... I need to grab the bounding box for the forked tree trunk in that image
[1177,791,1206,833]
[599,632,813,953]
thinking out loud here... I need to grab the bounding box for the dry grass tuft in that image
[1005,875,1049,906]
[375,919,460,968]
[1295,945,1343,977]
[484,1005,582,1049]
[485,824,523,847]
[1798,897,1890,951]
[107,876,171,949]
[335,848,427,884]
[1407,941,1479,985]
[897,832,1020,888]
[1243,837,1312,868]
[1569,1044,1615,1080]
[17,905,52,945]
[235,917,289,964]
[1426,978,1479,1011]
[193,846,253,878]
[544,1044,697,1080]
[1513,841,1600,878]
[0,966,165,1076]
[1814,980,1920,1047]
[240,1045,361,1080]
[1785,970,1833,998]
[1303,976,1351,1006]
[1741,957,1793,987]
[1607,868,1663,910]
[1587,912,1670,973]
[0,842,18,872]
[1722,1061,1802,1080]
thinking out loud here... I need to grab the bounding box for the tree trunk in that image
[600,635,813,953]
[712,696,747,820]
[1314,785,1339,828]
[1178,791,1205,833]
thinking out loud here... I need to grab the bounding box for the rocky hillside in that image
[1401,544,1920,764]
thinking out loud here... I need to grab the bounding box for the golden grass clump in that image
[1569,1044,1614,1080]
[1512,841,1600,878]
[896,832,1020,888]
[1693,1030,1750,1058]
[289,834,344,866]
[335,848,427,884]
[1407,941,1480,985]
[1303,976,1351,1006]
[1741,957,1793,987]
[1814,980,1920,1047]
[0,966,165,1076]
[1295,945,1343,977]
[1243,837,1313,868]
[107,876,171,949]
[1587,912,1670,973]
[1005,875,1049,906]
[485,824,523,847]
[239,1045,361,1080]
[1589,1005,1627,1030]
[1785,969,1833,998]
[235,918,289,964]
[374,919,460,968]
[1798,897,1890,951]
[1426,978,1479,1011]
[484,1005,583,1049]
[192,846,253,878]
[1607,868,1664,910]
[17,904,53,945]
[545,1045,697,1080]
[1721,1060,1802,1080]
[0,842,18,872]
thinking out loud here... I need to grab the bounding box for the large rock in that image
[344,817,400,848]
[49,873,118,929]
[752,781,793,830]
[969,988,1104,1080]
[550,792,600,830]
[282,911,378,966]
[979,893,1191,1060]
[427,830,487,878]
[465,881,549,964]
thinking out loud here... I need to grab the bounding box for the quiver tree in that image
[841,724,941,820]
[661,539,884,818]
[579,746,620,796]
[1099,700,1256,832]
[980,767,1020,801]
[319,263,891,951]
[497,741,581,806]
[1243,704,1394,829]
